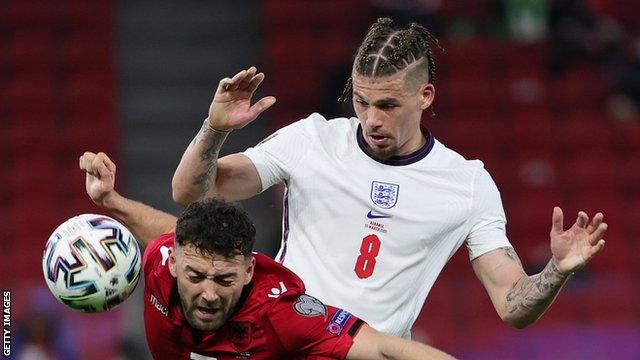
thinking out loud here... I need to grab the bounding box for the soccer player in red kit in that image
[80,151,454,360]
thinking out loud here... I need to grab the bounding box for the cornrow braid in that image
[338,18,444,116]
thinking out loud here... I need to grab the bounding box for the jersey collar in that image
[356,124,434,166]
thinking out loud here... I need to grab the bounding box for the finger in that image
[586,212,603,234]
[575,211,588,229]
[96,152,116,173]
[227,69,248,91]
[589,222,608,244]
[551,206,564,234]
[247,96,276,119]
[96,162,113,181]
[79,152,96,171]
[237,66,257,90]
[588,239,605,257]
[218,77,232,92]
[90,153,108,178]
[246,72,266,94]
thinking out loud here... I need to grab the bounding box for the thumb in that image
[248,96,276,120]
[551,206,564,235]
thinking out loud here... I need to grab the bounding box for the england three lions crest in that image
[371,181,399,209]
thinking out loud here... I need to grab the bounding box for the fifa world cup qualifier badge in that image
[2,290,10,357]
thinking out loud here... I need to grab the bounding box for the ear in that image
[168,246,177,278]
[419,83,435,110]
[243,256,256,285]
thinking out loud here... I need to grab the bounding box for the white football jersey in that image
[243,113,512,338]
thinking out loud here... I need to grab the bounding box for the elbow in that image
[500,312,533,329]
[171,178,193,206]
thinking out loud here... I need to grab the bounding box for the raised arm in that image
[346,324,455,360]
[79,152,177,247]
[472,207,607,328]
[172,66,276,205]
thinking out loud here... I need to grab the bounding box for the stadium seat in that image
[5,28,56,71]
[2,0,61,28]
[62,71,115,115]
[4,71,56,114]
[67,0,114,30]
[61,30,113,72]
[549,68,608,109]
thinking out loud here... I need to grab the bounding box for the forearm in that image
[100,191,177,247]
[172,118,229,205]
[380,338,456,360]
[503,259,571,328]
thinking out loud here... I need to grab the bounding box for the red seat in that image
[439,74,505,110]
[63,72,115,114]
[562,155,617,192]
[507,189,561,236]
[2,0,61,28]
[5,28,56,70]
[4,71,56,114]
[550,67,608,109]
[61,30,113,72]
[556,112,615,156]
[67,0,114,29]
[4,113,58,153]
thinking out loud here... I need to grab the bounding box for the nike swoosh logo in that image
[367,211,392,219]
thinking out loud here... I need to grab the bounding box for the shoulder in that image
[282,113,356,139]
[142,233,175,297]
[246,253,306,306]
[143,233,174,269]
[429,138,485,169]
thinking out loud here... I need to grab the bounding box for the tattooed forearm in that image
[504,259,569,326]
[190,119,229,191]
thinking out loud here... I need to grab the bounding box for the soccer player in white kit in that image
[172,18,608,338]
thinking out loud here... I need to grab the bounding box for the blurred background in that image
[1,0,639,358]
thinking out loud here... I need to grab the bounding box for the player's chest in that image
[293,161,472,236]
[145,307,283,360]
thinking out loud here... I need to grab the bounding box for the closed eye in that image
[355,98,368,106]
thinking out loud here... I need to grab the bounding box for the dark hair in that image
[339,17,444,115]
[175,198,256,258]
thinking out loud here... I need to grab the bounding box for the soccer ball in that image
[42,214,142,313]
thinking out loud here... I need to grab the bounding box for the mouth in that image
[367,134,391,147]
[195,306,220,320]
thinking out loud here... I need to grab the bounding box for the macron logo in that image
[267,281,288,298]
[367,210,392,219]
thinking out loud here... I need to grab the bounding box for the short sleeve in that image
[242,115,315,191]
[465,168,513,260]
[265,294,364,359]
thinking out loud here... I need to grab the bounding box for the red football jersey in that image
[143,234,364,360]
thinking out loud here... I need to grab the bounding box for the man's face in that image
[352,71,434,160]
[169,244,254,331]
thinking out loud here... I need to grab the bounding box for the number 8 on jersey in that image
[354,234,381,279]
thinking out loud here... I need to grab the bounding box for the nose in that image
[365,107,384,128]
[200,281,220,303]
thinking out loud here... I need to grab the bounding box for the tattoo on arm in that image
[505,259,568,315]
[190,120,228,192]
[501,246,523,268]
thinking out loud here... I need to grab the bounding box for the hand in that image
[549,207,607,275]
[208,66,276,132]
[79,151,117,208]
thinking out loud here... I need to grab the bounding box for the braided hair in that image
[339,18,444,116]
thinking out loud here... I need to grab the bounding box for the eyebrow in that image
[353,91,400,105]
[185,265,236,278]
